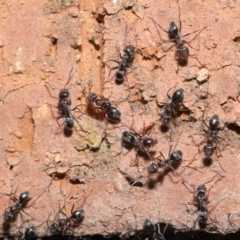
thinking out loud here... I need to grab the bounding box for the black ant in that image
[19,225,38,240]
[185,173,224,229]
[50,208,84,235]
[87,93,121,123]
[198,114,223,158]
[107,45,135,85]
[188,114,229,172]
[148,148,182,177]
[50,188,92,235]
[45,68,86,134]
[147,147,186,187]
[150,0,206,71]
[3,191,31,223]
[122,124,158,161]
[3,175,54,226]
[157,87,191,128]
[18,213,52,239]
[142,219,167,240]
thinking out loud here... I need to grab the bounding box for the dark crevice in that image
[233,36,240,43]
[227,123,240,134]
[5,227,240,240]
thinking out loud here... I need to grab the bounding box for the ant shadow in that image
[202,157,213,168]
[63,128,73,137]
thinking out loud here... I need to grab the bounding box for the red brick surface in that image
[0,0,240,237]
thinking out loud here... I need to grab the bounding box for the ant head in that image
[115,70,125,84]
[143,218,154,233]
[106,106,121,123]
[148,163,159,174]
[64,116,74,130]
[209,114,220,130]
[169,22,179,39]
[172,88,184,104]
[71,209,84,221]
[59,89,70,99]
[19,191,30,204]
[24,225,38,239]
[122,131,135,146]
[170,150,182,162]
[123,45,135,60]
[203,145,215,157]
[87,93,98,104]
[196,184,207,197]
[143,138,158,149]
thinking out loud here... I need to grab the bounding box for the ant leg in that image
[193,213,199,229]
[70,113,89,134]
[183,26,207,42]
[182,152,200,170]
[28,174,55,208]
[168,165,188,183]
[11,196,19,203]
[177,0,181,32]
[71,104,85,113]
[63,68,74,89]
[56,116,64,133]
[44,83,58,99]
[105,61,119,83]
[166,83,179,100]
[197,137,208,147]
[213,156,225,172]
[149,17,169,40]
[115,44,122,60]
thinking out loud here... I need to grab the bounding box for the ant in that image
[18,213,52,239]
[150,0,206,71]
[107,45,135,85]
[50,208,84,235]
[157,87,191,128]
[45,68,86,133]
[198,114,223,158]
[148,148,182,177]
[147,147,187,187]
[185,173,224,229]
[188,114,231,172]
[50,187,92,235]
[19,225,38,240]
[142,218,167,240]
[87,93,121,123]
[122,123,158,162]
[3,175,55,225]
[3,191,31,223]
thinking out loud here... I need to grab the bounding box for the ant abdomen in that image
[122,131,135,145]
[71,209,84,221]
[209,114,220,130]
[148,163,159,174]
[116,70,125,84]
[106,107,121,123]
[143,218,154,233]
[172,88,184,103]
[170,150,182,162]
[19,191,30,205]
